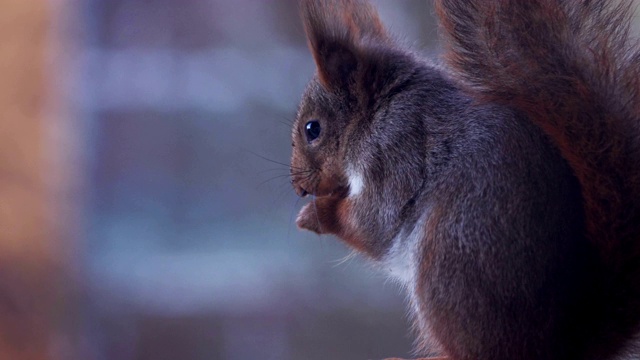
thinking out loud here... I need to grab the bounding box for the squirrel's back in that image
[435,0,640,357]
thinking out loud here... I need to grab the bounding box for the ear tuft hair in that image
[300,0,389,91]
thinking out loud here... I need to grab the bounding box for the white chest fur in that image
[382,217,424,286]
[347,166,365,198]
[381,216,436,348]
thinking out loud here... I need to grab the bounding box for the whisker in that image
[293,172,315,185]
[256,170,315,190]
[331,250,358,268]
[258,170,315,190]
[258,169,315,183]
[247,151,306,170]
[291,170,315,177]
[278,114,295,126]
[276,181,295,199]
[312,195,322,234]
[256,174,296,188]
[258,168,290,175]
[288,195,303,240]
[278,120,294,130]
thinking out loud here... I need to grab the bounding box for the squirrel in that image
[290,0,640,359]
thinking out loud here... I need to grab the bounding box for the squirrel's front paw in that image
[296,202,323,234]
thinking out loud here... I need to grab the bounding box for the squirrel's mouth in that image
[294,183,348,199]
[295,186,309,197]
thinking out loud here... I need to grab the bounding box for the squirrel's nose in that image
[291,177,310,197]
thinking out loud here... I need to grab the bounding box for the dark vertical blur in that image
[65,1,438,359]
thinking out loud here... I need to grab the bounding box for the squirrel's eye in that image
[305,120,321,142]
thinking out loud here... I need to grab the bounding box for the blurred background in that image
[1,1,440,359]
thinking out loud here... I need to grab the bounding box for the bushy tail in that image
[435,0,640,264]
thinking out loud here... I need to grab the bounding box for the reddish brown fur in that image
[435,0,640,262]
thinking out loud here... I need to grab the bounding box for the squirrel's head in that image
[291,0,409,202]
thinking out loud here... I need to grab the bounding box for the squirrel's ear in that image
[301,0,389,91]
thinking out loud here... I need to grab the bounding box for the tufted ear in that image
[300,0,390,91]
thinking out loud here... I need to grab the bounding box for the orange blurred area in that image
[0,0,77,359]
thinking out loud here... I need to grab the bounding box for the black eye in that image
[305,120,321,142]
